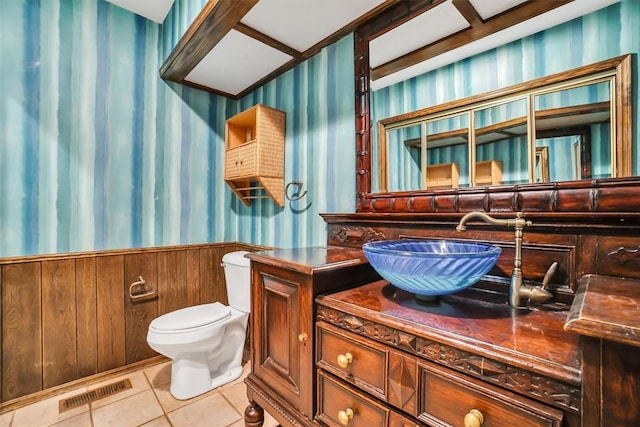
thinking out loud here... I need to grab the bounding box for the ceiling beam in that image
[371,0,574,81]
[160,0,259,81]
[234,22,302,60]
[452,0,484,26]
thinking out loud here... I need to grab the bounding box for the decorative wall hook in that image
[285,181,307,202]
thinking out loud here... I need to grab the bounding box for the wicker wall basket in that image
[224,104,286,207]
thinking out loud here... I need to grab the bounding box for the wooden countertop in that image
[317,280,581,386]
[246,246,370,275]
[565,274,640,347]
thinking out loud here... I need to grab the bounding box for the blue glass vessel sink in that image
[362,240,501,300]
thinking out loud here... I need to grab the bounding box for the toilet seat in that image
[149,302,231,334]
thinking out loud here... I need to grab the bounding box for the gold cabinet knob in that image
[337,352,353,368]
[337,408,354,426]
[464,409,484,427]
[298,333,308,343]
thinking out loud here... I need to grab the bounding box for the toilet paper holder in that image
[129,276,157,303]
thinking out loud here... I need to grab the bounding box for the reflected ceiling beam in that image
[452,0,483,26]
[371,0,573,81]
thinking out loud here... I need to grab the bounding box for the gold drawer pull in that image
[337,352,353,368]
[298,333,308,343]
[338,408,354,426]
[464,409,484,427]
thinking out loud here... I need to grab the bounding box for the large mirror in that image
[372,55,631,195]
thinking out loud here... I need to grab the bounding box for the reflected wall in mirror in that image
[374,55,631,194]
[534,80,611,181]
[425,114,469,189]
[535,146,550,183]
[473,98,527,186]
[378,124,422,192]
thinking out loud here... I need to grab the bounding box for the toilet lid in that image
[150,302,231,332]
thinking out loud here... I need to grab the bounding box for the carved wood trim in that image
[356,6,634,215]
[317,306,580,412]
[608,246,640,265]
[354,0,440,210]
[329,226,387,245]
[245,378,298,426]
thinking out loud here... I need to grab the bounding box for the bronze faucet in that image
[456,211,553,308]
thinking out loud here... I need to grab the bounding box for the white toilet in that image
[147,250,251,400]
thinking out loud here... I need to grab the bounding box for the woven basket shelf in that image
[224,104,285,207]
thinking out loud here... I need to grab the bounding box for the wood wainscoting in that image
[0,242,264,404]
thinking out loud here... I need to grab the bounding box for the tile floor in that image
[0,361,280,427]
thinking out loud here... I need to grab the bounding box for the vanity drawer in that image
[316,321,388,400]
[317,370,419,427]
[418,362,563,427]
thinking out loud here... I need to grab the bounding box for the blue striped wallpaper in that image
[2,0,639,258]
[372,0,640,191]
[0,0,355,257]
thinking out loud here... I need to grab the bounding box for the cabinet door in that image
[225,143,257,180]
[251,263,314,419]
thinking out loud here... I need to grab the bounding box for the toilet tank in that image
[222,251,251,313]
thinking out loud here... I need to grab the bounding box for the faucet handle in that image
[542,262,558,290]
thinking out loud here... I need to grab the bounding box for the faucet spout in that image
[455,211,551,308]
[456,211,515,232]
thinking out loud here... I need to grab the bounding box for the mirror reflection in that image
[373,56,630,194]
[534,81,611,182]
[473,98,527,185]
[381,124,422,192]
[425,114,469,189]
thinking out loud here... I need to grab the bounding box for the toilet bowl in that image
[147,251,251,400]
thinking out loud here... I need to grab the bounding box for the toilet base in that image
[169,355,243,400]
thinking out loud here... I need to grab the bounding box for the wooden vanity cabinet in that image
[565,275,640,427]
[316,321,563,427]
[316,281,580,427]
[244,247,379,427]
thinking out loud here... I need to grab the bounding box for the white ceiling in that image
[241,0,386,52]
[468,0,528,20]
[108,0,623,97]
[185,30,293,96]
[187,0,387,96]
[370,1,470,69]
[105,0,175,24]
[370,0,622,90]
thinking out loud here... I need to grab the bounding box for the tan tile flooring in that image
[0,361,280,427]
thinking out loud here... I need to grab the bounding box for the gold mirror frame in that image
[353,15,632,213]
[375,55,631,193]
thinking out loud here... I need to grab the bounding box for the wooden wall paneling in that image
[157,250,188,315]
[41,259,77,389]
[199,247,228,304]
[75,257,97,379]
[96,255,126,371]
[1,262,42,400]
[0,266,2,402]
[186,248,201,306]
[124,252,158,364]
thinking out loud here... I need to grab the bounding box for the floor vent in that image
[58,378,132,413]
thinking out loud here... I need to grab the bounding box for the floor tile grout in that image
[4,360,282,427]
